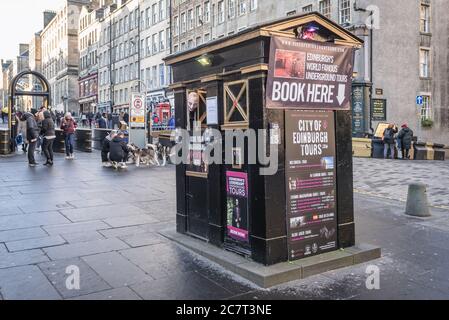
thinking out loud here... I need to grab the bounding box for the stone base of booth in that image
[159,229,381,288]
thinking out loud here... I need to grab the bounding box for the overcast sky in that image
[0,0,63,60]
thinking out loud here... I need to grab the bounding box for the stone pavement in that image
[0,151,449,300]
[353,157,449,209]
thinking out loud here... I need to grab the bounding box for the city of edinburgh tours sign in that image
[266,36,355,110]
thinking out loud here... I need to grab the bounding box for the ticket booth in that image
[165,13,363,266]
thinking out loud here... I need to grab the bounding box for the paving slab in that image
[43,238,129,260]
[0,265,61,300]
[69,287,142,300]
[99,226,147,239]
[43,220,110,235]
[60,204,147,222]
[103,214,159,228]
[61,231,106,244]
[0,249,49,269]
[131,271,232,300]
[0,211,71,231]
[82,252,154,287]
[0,227,48,243]
[6,235,67,252]
[38,258,111,299]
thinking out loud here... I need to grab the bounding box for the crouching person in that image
[101,130,117,167]
[109,131,129,169]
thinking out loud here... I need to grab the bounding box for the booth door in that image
[185,89,210,241]
[186,176,209,240]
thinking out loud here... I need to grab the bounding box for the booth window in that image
[187,89,207,130]
[224,80,249,126]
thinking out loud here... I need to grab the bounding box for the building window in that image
[238,0,247,15]
[152,34,158,53]
[319,0,331,18]
[159,0,165,21]
[146,8,151,28]
[188,9,194,30]
[420,4,430,33]
[181,12,187,33]
[196,36,202,46]
[174,16,179,36]
[159,64,165,87]
[302,5,313,13]
[250,0,258,11]
[421,95,432,120]
[152,3,158,25]
[218,1,225,23]
[228,0,236,19]
[152,66,157,88]
[159,30,165,51]
[146,37,151,56]
[339,0,351,24]
[204,33,211,42]
[204,1,211,22]
[420,48,430,78]
[196,5,203,27]
[188,39,193,49]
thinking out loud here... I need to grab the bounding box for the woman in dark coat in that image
[397,124,414,160]
[20,112,39,166]
[40,111,56,166]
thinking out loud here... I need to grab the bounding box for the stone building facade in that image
[41,0,90,114]
[97,0,140,114]
[139,0,172,106]
[170,0,449,144]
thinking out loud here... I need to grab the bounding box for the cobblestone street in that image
[0,151,448,299]
[354,158,449,210]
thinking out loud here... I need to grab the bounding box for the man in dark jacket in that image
[98,113,107,129]
[109,131,129,168]
[101,130,117,167]
[20,112,39,166]
[40,111,56,166]
[397,124,414,160]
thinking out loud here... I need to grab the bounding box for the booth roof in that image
[165,11,364,66]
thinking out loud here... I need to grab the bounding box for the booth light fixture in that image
[196,54,213,67]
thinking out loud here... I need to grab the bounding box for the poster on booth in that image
[266,36,354,110]
[130,93,145,128]
[226,171,249,243]
[285,110,337,260]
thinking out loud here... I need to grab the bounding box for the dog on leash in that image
[128,143,161,167]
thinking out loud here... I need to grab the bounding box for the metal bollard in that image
[405,183,431,217]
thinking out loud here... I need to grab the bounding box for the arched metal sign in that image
[7,70,52,152]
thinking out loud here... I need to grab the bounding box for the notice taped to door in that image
[285,110,338,260]
[267,36,354,110]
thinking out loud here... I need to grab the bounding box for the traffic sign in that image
[416,96,423,105]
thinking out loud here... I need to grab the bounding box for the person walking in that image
[397,123,414,160]
[20,112,39,167]
[41,111,56,166]
[61,112,77,160]
[16,112,28,153]
[383,124,398,160]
